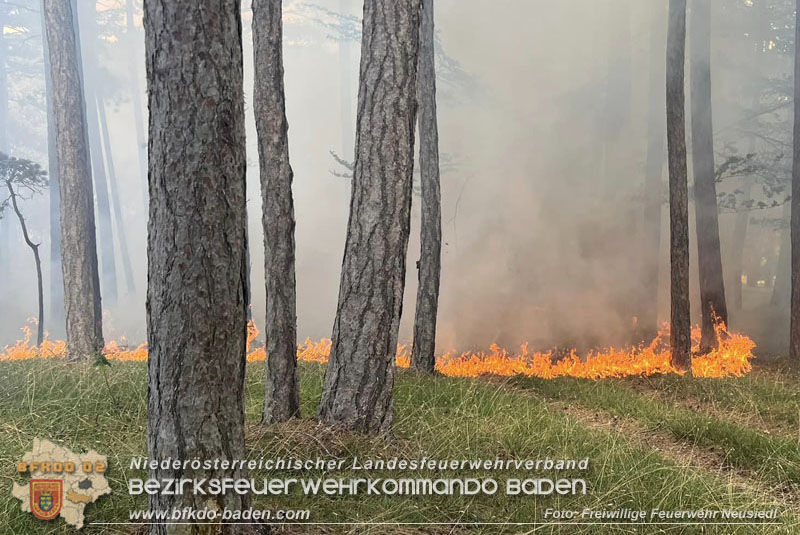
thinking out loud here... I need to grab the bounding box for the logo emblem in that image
[30,479,62,521]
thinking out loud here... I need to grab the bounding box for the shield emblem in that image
[30,479,62,521]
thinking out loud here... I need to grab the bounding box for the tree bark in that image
[411,0,441,374]
[690,0,727,352]
[789,0,800,363]
[43,0,104,362]
[77,0,118,306]
[640,1,667,340]
[667,0,692,373]
[144,0,253,532]
[41,2,66,339]
[318,0,422,434]
[253,0,300,424]
[6,181,44,346]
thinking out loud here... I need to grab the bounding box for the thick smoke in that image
[0,0,792,354]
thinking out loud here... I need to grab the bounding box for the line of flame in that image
[0,320,754,379]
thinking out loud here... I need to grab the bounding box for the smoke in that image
[0,0,793,354]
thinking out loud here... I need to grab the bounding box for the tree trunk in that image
[773,201,791,308]
[339,0,354,157]
[126,0,148,203]
[43,0,104,361]
[42,2,66,339]
[77,0,118,306]
[411,0,441,374]
[667,0,692,373]
[253,0,300,424]
[640,0,667,340]
[245,223,252,320]
[599,1,638,336]
[600,0,632,196]
[318,0,422,434]
[730,0,765,314]
[144,0,252,532]
[789,0,800,363]
[6,181,44,346]
[97,92,136,294]
[728,182,751,311]
[690,0,727,352]
[0,3,8,153]
[0,5,9,279]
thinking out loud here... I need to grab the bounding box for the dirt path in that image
[621,376,800,441]
[487,377,800,515]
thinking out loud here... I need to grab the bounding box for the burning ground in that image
[1,321,755,379]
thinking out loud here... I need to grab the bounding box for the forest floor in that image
[1,359,799,534]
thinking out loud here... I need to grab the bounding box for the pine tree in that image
[143,0,253,531]
[253,0,300,424]
[667,0,692,373]
[319,0,422,433]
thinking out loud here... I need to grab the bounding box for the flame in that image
[429,323,753,379]
[0,320,754,379]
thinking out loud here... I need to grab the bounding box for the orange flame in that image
[1,320,754,379]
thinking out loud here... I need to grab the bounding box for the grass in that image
[510,373,800,487]
[0,359,796,533]
[618,371,800,434]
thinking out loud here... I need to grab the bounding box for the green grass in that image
[510,374,800,488]
[0,360,795,534]
[618,370,800,433]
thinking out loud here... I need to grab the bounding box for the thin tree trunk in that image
[97,92,136,294]
[245,223,252,320]
[253,0,300,424]
[773,201,791,308]
[6,181,44,346]
[667,0,692,373]
[77,1,118,306]
[339,0,354,157]
[144,0,253,531]
[0,4,8,153]
[88,98,118,305]
[42,2,66,338]
[640,0,667,340]
[318,0,422,434]
[730,0,766,314]
[729,181,751,311]
[789,0,800,362]
[0,5,10,279]
[43,0,104,361]
[411,0,441,373]
[600,1,638,335]
[126,0,148,202]
[600,0,632,196]
[690,0,727,351]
